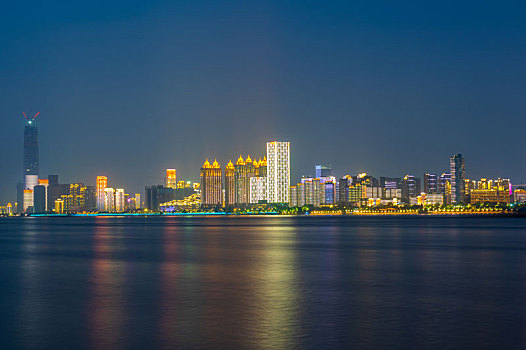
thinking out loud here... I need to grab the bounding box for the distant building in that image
[380,177,402,189]
[289,186,298,207]
[166,169,177,189]
[33,185,47,213]
[104,188,115,212]
[514,189,526,203]
[338,175,352,204]
[423,174,439,194]
[200,159,222,206]
[224,160,236,206]
[315,165,332,178]
[450,154,466,204]
[135,193,141,209]
[96,176,108,211]
[115,189,125,212]
[55,198,65,214]
[266,141,290,204]
[402,175,421,203]
[249,177,267,204]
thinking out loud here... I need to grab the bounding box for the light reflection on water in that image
[1,216,526,349]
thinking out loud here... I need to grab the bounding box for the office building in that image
[96,176,108,211]
[166,169,177,189]
[450,154,466,204]
[423,173,439,194]
[33,185,47,213]
[266,141,290,204]
[402,175,421,203]
[200,159,222,206]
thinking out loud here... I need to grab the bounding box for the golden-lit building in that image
[234,155,248,204]
[96,176,108,211]
[514,189,526,203]
[470,178,511,204]
[224,160,236,206]
[55,198,65,214]
[257,156,267,177]
[471,189,510,204]
[200,159,222,206]
[166,169,177,189]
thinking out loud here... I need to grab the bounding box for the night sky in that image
[1,1,525,203]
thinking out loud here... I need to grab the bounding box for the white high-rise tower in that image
[266,141,290,204]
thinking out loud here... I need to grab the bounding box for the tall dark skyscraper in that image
[450,154,466,204]
[23,112,40,178]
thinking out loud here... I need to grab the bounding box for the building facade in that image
[266,142,290,204]
[450,154,466,204]
[200,159,222,206]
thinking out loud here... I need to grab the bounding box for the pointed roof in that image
[226,160,234,169]
[246,154,252,163]
[236,154,245,165]
[203,159,211,168]
[212,159,220,168]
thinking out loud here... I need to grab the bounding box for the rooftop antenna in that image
[22,111,39,124]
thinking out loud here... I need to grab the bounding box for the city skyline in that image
[1,1,526,204]
[3,112,526,208]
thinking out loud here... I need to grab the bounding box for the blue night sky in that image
[1,0,525,202]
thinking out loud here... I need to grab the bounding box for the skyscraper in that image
[402,175,421,203]
[450,154,466,204]
[115,189,125,212]
[224,160,236,206]
[96,176,108,211]
[166,169,177,189]
[423,173,439,194]
[266,141,290,204]
[23,112,39,179]
[200,159,222,206]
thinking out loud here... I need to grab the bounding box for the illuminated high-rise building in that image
[234,155,249,205]
[23,113,39,179]
[166,169,177,189]
[135,193,141,209]
[423,173,439,194]
[23,189,34,212]
[55,198,64,214]
[104,188,115,212]
[115,189,125,212]
[450,154,466,204]
[249,177,266,204]
[96,176,108,211]
[266,141,290,204]
[257,156,267,177]
[200,159,222,206]
[224,160,236,206]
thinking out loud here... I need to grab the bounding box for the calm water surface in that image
[0,216,526,349]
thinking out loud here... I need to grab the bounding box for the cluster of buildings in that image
[290,154,525,208]
[4,114,525,215]
[160,141,290,212]
[11,115,140,214]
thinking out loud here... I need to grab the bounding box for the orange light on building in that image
[96,176,108,211]
[166,169,177,189]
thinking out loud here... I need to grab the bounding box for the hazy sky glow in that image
[1,1,526,202]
